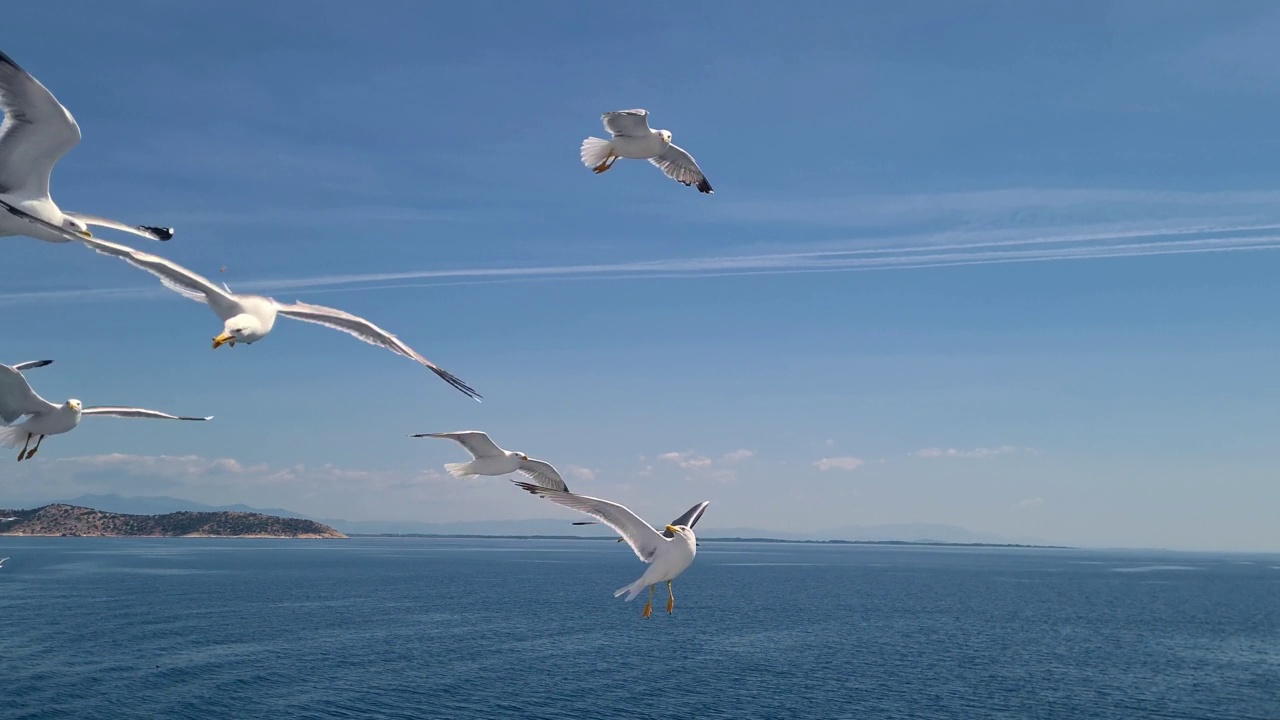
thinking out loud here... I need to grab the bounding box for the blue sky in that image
[3,1,1280,551]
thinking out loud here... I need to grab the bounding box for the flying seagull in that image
[0,49,173,244]
[0,361,210,461]
[580,109,713,194]
[412,431,567,490]
[514,482,708,619]
[75,235,481,401]
[573,500,710,545]
[0,557,8,568]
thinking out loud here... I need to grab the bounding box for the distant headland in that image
[0,504,346,539]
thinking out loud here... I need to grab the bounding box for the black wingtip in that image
[31,360,53,368]
[512,480,545,496]
[433,367,482,402]
[0,50,25,73]
[139,226,175,241]
[696,178,713,194]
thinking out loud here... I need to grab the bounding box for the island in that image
[0,504,346,539]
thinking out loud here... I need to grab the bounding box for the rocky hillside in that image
[0,504,346,538]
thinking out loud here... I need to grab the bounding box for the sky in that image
[3,1,1280,551]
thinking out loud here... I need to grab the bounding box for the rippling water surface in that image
[2,538,1277,719]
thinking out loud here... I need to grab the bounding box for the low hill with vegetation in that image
[0,504,345,538]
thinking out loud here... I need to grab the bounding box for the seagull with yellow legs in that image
[513,482,708,618]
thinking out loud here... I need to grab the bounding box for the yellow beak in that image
[79,230,93,238]
[665,525,679,534]
[212,332,233,349]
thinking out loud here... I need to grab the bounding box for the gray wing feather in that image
[62,213,174,242]
[663,501,711,537]
[11,360,52,372]
[513,482,663,562]
[411,431,504,458]
[649,143,713,194]
[516,458,568,492]
[81,406,212,421]
[0,50,79,198]
[0,364,58,422]
[602,109,652,137]
[274,300,481,401]
[78,236,237,315]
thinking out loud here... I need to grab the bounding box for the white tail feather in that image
[0,425,28,449]
[614,579,645,601]
[444,461,476,479]
[580,137,613,168]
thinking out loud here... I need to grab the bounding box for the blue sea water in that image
[0,538,1277,719]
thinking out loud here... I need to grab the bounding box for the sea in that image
[0,537,1276,719]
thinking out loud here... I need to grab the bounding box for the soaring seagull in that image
[514,482,708,619]
[0,49,173,244]
[0,361,210,461]
[412,431,567,490]
[75,235,481,401]
[580,109,713,194]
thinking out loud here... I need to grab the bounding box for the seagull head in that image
[62,216,92,238]
[65,399,82,412]
[213,314,264,349]
[658,129,672,144]
[517,453,529,461]
[665,524,689,535]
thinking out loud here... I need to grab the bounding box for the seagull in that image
[514,482,708,618]
[580,109,713,194]
[573,500,710,546]
[76,235,481,401]
[0,557,7,568]
[0,361,211,461]
[0,49,173,244]
[411,430,567,491]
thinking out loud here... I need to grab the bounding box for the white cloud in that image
[721,449,756,463]
[813,456,865,472]
[567,465,596,482]
[914,446,1020,459]
[658,451,713,469]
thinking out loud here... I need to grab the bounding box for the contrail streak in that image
[3,224,1279,306]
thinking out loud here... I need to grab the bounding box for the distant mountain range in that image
[0,503,344,538]
[42,493,1041,544]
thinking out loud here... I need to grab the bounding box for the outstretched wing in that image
[78,236,238,316]
[0,50,80,199]
[0,364,59,423]
[411,430,504,458]
[11,360,52,372]
[663,501,711,537]
[516,458,568,492]
[81,407,212,421]
[602,109,652,138]
[273,300,481,401]
[62,213,174,242]
[649,143,713,194]
[513,482,664,562]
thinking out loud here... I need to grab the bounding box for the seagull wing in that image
[0,364,58,423]
[10,360,52,372]
[663,500,711,537]
[410,431,504,458]
[602,109,652,138]
[77,236,240,317]
[62,213,174,242]
[0,50,80,199]
[649,143,713,194]
[81,406,212,421]
[513,483,664,562]
[273,300,481,401]
[516,458,568,492]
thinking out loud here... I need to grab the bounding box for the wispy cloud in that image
[813,456,865,472]
[914,446,1020,459]
[658,451,713,470]
[721,449,756,463]
[566,465,596,482]
[1016,497,1045,509]
[6,220,1280,307]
